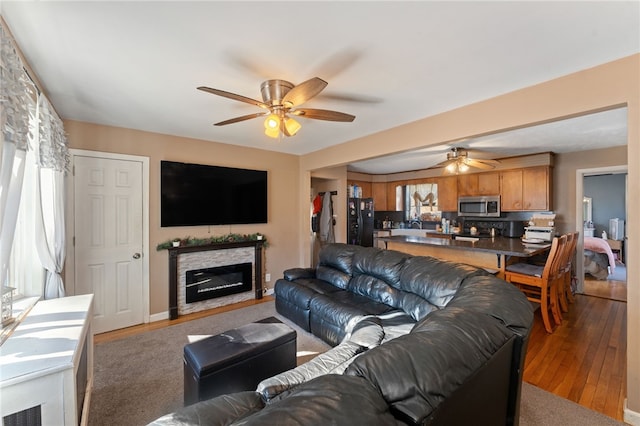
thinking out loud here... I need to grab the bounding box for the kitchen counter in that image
[378,235,551,278]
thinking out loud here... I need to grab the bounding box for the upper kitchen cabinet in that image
[347,180,372,198]
[457,172,500,196]
[372,182,388,210]
[477,172,500,195]
[456,174,478,196]
[500,166,552,211]
[436,176,458,212]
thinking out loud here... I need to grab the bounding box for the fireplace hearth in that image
[186,262,252,304]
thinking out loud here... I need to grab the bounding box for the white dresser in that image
[0,294,94,426]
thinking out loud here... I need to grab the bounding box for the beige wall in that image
[553,146,627,234]
[300,54,640,419]
[64,120,300,315]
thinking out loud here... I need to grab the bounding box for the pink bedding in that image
[584,236,616,274]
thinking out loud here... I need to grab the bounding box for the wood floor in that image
[583,264,627,302]
[95,294,627,422]
[523,293,627,421]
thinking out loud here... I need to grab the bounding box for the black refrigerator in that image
[347,198,374,246]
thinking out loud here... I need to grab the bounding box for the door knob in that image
[133,253,141,259]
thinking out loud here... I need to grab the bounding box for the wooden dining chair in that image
[558,231,579,312]
[505,235,567,333]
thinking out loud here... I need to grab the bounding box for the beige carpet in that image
[89,301,623,426]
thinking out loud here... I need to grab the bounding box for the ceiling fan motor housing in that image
[260,80,294,107]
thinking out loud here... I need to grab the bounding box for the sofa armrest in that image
[283,267,316,281]
[148,391,264,426]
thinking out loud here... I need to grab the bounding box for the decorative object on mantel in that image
[1,286,15,327]
[157,233,267,251]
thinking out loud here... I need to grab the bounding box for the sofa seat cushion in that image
[345,307,513,424]
[309,291,395,346]
[243,375,398,425]
[377,310,417,343]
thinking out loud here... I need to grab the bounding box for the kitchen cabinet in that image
[372,182,388,210]
[500,166,552,211]
[477,172,500,195]
[456,173,499,197]
[436,176,458,212]
[457,174,478,196]
[347,180,372,198]
[500,169,523,210]
[522,166,551,210]
[386,183,403,211]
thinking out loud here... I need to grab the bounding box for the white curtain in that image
[33,95,69,299]
[0,22,34,290]
[1,22,69,299]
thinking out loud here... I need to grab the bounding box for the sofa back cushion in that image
[397,256,485,321]
[347,247,410,305]
[345,307,513,424]
[315,243,361,289]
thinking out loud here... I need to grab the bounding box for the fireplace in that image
[167,241,264,319]
[186,262,252,303]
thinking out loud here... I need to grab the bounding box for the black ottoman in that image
[183,317,297,406]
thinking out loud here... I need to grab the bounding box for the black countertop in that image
[378,235,550,257]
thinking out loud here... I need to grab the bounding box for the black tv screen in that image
[161,161,267,227]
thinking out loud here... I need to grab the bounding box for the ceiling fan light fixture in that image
[264,113,281,130]
[284,117,301,136]
[264,126,280,138]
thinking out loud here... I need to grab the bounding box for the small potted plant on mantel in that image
[172,238,181,247]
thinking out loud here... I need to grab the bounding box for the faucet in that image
[410,220,422,229]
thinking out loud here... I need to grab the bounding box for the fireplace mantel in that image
[168,240,264,320]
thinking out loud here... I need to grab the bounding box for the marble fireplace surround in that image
[168,241,264,319]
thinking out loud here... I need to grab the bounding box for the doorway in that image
[576,166,627,301]
[66,149,150,333]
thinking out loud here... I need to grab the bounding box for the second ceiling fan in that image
[437,147,500,174]
[197,77,355,138]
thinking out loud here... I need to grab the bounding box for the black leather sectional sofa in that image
[150,243,533,426]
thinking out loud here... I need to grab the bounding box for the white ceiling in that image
[1,1,637,174]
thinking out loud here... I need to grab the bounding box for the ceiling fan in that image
[197,77,355,138]
[437,147,500,174]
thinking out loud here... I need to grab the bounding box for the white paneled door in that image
[73,155,144,334]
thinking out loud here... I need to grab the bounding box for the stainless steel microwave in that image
[458,196,501,217]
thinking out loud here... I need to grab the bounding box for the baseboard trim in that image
[149,311,169,322]
[624,399,640,425]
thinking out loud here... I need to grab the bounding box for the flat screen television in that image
[161,160,267,227]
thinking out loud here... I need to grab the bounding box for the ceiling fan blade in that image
[214,112,267,126]
[464,158,497,170]
[435,159,455,167]
[197,86,268,109]
[282,77,328,107]
[280,121,292,137]
[291,108,355,122]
